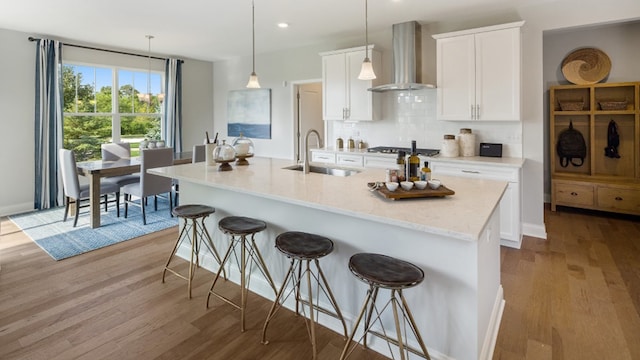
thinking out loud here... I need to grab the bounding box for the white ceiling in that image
[1,0,547,62]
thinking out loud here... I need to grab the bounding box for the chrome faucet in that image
[303,129,322,174]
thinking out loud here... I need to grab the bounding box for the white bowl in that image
[400,181,414,191]
[414,180,428,190]
[428,179,441,190]
[385,182,399,191]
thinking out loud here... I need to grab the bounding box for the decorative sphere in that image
[213,140,236,161]
[232,133,254,157]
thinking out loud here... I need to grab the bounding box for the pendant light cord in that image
[252,0,256,74]
[364,0,369,59]
[146,35,152,99]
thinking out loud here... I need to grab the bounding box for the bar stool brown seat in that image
[207,216,277,332]
[261,231,348,359]
[340,253,431,360]
[162,204,225,299]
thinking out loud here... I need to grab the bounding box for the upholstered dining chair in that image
[122,147,174,225]
[101,142,140,187]
[173,144,206,205]
[59,149,121,227]
[192,144,206,163]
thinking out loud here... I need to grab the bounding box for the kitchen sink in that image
[283,164,360,177]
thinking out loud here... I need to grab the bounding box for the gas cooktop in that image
[367,146,440,157]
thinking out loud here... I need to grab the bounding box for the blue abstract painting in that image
[227,88,271,139]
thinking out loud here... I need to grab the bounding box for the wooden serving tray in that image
[368,182,455,200]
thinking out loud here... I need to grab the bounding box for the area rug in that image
[9,199,178,261]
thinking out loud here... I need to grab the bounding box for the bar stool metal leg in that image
[261,232,348,360]
[162,205,225,299]
[340,253,431,360]
[207,219,277,332]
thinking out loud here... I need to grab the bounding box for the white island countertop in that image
[150,156,507,242]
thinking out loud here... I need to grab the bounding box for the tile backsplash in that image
[327,89,522,157]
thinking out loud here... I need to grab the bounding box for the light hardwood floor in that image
[1,206,639,359]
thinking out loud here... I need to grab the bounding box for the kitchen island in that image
[149,157,507,360]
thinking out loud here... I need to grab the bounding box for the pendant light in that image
[138,35,154,103]
[358,0,376,80]
[246,0,261,88]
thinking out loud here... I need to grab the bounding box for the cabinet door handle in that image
[462,170,480,174]
[470,105,475,119]
[343,159,357,162]
[615,196,623,201]
[570,192,578,196]
[476,105,480,119]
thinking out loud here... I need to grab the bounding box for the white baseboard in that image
[0,202,34,218]
[522,222,547,240]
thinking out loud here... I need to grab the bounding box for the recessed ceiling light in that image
[277,23,289,28]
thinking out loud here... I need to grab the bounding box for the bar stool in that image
[206,216,278,332]
[261,231,348,359]
[162,204,225,299]
[340,253,431,360]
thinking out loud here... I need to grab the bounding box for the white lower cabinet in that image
[430,160,522,248]
[311,151,336,164]
[363,155,396,169]
[337,153,364,167]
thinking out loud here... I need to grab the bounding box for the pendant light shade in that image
[246,0,261,88]
[358,57,376,80]
[358,0,376,80]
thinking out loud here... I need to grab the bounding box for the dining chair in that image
[122,147,174,225]
[101,142,141,187]
[192,144,206,163]
[59,149,121,227]
[173,144,207,205]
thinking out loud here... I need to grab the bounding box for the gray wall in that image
[543,21,640,200]
[0,28,35,216]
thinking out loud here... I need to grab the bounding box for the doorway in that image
[293,81,324,162]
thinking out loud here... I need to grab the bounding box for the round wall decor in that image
[561,48,611,85]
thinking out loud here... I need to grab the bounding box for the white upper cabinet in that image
[434,21,524,121]
[320,46,381,121]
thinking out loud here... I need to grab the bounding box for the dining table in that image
[75,150,192,228]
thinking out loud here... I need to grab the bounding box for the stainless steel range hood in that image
[369,21,435,92]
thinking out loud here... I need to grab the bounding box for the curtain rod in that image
[28,36,183,63]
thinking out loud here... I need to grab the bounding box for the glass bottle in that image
[396,151,406,183]
[408,140,420,181]
[421,161,432,181]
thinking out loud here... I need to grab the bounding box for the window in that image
[62,63,164,161]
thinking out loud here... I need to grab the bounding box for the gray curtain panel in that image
[163,58,183,154]
[34,39,63,210]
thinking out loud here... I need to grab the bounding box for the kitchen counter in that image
[149,157,507,360]
[313,146,525,168]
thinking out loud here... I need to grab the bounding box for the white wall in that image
[0,27,213,216]
[0,28,35,216]
[212,43,345,160]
